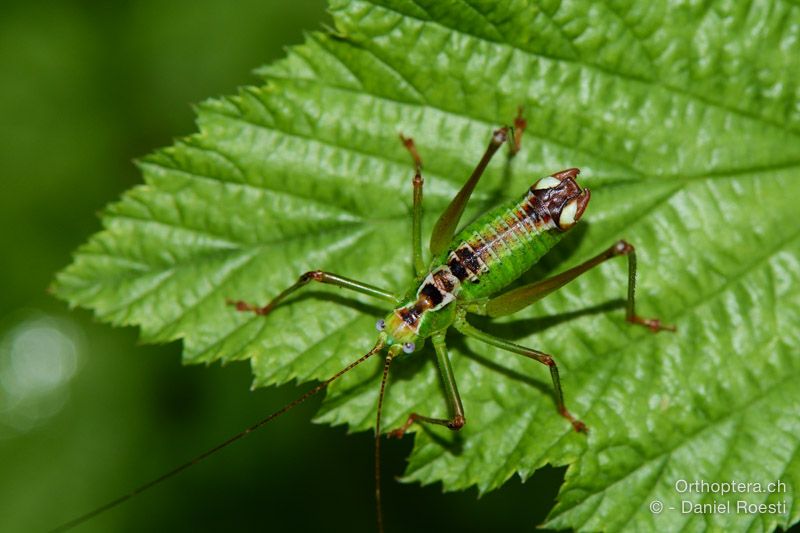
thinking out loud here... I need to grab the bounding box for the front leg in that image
[399,134,427,277]
[389,331,465,438]
[228,270,398,316]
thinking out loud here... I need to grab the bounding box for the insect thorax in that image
[383,269,458,346]
[383,174,588,347]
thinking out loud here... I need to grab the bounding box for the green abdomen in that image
[436,195,563,301]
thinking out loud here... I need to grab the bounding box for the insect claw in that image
[558,405,588,434]
[226,298,272,316]
[509,107,527,156]
[399,133,423,171]
[514,106,526,130]
[627,315,676,333]
[388,413,420,438]
[387,428,406,439]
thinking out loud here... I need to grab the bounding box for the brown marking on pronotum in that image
[397,286,442,330]
[431,269,455,293]
[419,283,444,307]
[398,306,421,327]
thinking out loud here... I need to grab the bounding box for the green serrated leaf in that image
[54,0,800,531]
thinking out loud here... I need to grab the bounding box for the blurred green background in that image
[0,1,564,531]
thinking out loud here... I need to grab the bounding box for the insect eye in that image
[375,319,386,332]
[402,342,415,354]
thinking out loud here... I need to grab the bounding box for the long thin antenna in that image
[51,340,385,533]
[374,352,395,533]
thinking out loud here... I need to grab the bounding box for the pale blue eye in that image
[402,342,415,354]
[375,319,386,332]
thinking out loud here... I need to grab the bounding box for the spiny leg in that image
[454,318,586,433]
[389,331,465,438]
[400,134,426,277]
[227,270,398,316]
[478,240,675,332]
[428,127,508,256]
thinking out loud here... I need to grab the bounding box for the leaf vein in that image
[357,0,800,136]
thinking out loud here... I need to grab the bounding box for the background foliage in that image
[4,0,800,531]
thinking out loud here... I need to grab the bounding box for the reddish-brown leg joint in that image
[448,414,466,430]
[300,270,324,282]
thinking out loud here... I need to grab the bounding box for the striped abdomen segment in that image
[444,194,562,301]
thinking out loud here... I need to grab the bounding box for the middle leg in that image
[388,331,466,438]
